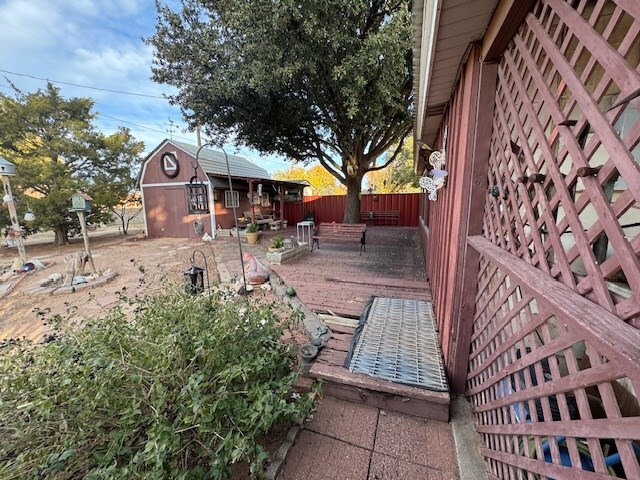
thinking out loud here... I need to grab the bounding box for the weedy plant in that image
[0,289,317,479]
[270,235,285,249]
[245,223,260,233]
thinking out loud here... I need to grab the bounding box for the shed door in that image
[145,186,189,238]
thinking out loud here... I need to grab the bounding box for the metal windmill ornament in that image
[419,128,448,201]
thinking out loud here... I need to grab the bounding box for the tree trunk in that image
[120,215,129,235]
[54,224,69,246]
[343,176,363,223]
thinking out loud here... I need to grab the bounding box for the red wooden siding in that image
[282,193,420,226]
[144,186,207,238]
[418,45,496,393]
[141,142,215,238]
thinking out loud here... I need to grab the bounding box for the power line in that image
[0,74,285,166]
[97,113,195,143]
[0,68,167,99]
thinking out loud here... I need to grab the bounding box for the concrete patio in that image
[210,226,486,480]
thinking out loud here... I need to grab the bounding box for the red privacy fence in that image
[282,193,420,226]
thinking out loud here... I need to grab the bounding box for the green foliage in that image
[365,137,420,193]
[272,165,346,195]
[245,223,260,233]
[0,84,144,244]
[0,291,316,479]
[148,0,413,221]
[271,235,285,248]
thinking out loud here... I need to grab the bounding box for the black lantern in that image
[184,265,205,295]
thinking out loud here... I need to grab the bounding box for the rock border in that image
[268,271,327,339]
[264,425,302,480]
[22,272,118,296]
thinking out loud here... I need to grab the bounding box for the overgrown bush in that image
[0,290,316,479]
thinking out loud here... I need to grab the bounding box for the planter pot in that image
[311,337,327,349]
[299,344,319,363]
[266,244,309,265]
[268,246,284,252]
[245,231,259,244]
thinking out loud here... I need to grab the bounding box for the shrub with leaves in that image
[0,290,316,479]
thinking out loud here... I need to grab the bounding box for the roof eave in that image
[413,0,442,154]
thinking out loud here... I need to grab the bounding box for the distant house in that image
[139,139,306,238]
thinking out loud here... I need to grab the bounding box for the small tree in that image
[106,191,142,236]
[148,0,412,223]
[0,84,144,244]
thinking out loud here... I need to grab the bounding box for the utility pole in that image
[167,118,176,140]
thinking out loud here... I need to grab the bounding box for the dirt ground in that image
[0,228,227,342]
[0,228,309,478]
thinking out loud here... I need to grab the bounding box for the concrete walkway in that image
[279,396,459,480]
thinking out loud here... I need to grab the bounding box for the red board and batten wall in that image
[419,45,497,394]
[282,193,421,226]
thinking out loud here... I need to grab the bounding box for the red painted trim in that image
[448,58,499,393]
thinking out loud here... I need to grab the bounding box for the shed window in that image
[261,193,270,207]
[225,190,239,208]
[187,184,209,214]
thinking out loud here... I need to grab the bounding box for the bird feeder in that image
[0,156,16,176]
[70,192,93,212]
[184,265,205,295]
[69,191,97,274]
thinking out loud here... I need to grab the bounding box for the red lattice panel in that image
[484,0,640,327]
[467,236,640,479]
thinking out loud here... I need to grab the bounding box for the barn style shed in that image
[140,139,305,238]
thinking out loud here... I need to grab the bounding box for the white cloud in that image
[0,0,283,168]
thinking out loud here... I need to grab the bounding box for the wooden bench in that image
[360,210,400,226]
[311,223,367,254]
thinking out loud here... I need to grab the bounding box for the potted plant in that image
[269,235,285,252]
[303,211,314,222]
[245,223,260,244]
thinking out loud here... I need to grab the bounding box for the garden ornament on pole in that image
[0,156,27,263]
[69,191,97,274]
[418,127,449,201]
[195,143,248,295]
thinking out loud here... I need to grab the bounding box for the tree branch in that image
[366,133,409,173]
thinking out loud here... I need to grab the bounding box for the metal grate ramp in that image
[347,297,449,392]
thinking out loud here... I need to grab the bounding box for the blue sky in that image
[0,0,288,173]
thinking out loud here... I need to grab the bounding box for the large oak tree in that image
[0,84,144,245]
[148,0,412,222]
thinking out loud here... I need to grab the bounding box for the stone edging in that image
[22,272,118,296]
[0,272,29,298]
[265,271,329,479]
[264,425,302,480]
[268,271,327,339]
